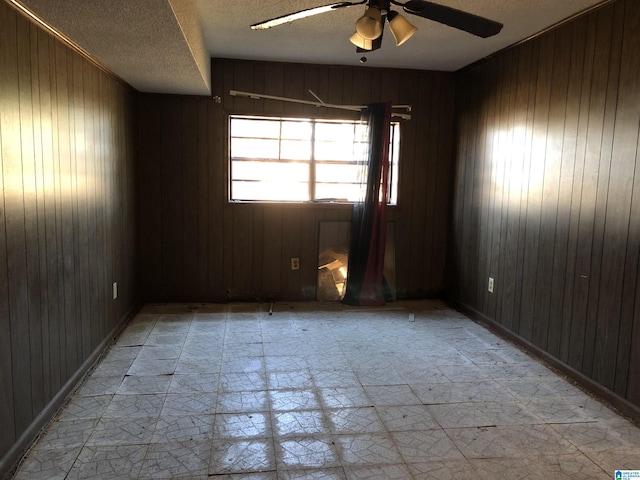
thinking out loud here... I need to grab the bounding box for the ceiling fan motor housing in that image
[368,0,391,12]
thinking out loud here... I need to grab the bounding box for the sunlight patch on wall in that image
[489,126,545,210]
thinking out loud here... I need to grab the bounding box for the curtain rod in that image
[229,90,412,120]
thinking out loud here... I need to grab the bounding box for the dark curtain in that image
[342,102,392,306]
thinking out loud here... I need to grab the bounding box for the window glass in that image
[231,118,281,138]
[229,115,399,204]
[232,161,309,182]
[280,140,311,160]
[232,180,309,202]
[281,120,312,139]
[231,138,279,159]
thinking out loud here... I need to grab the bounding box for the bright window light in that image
[229,115,400,204]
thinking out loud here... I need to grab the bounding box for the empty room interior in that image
[1,0,640,478]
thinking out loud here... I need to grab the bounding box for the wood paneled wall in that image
[137,58,455,302]
[451,0,640,410]
[0,1,138,471]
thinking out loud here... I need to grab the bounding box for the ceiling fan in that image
[251,0,503,54]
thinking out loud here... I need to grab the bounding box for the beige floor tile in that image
[11,301,640,479]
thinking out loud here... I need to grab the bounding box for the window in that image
[229,115,399,204]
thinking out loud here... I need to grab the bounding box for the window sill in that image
[227,200,398,209]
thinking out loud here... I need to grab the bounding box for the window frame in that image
[227,114,400,206]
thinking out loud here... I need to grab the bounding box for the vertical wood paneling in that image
[33,21,51,413]
[0,125,14,449]
[566,9,610,371]
[394,69,421,298]
[251,205,264,297]
[40,34,55,405]
[486,53,511,321]
[511,42,539,337]
[137,96,162,299]
[161,97,183,298]
[85,59,99,351]
[474,62,495,312]
[233,207,254,297]
[182,98,199,300]
[299,209,317,300]
[209,66,225,301]
[48,28,66,391]
[262,207,283,299]
[582,3,622,378]
[0,1,138,471]
[432,73,455,296]
[196,98,210,298]
[58,40,78,379]
[630,276,640,403]
[222,65,235,299]
[558,16,591,363]
[408,72,431,295]
[282,210,302,299]
[498,45,528,333]
[0,2,18,457]
[98,70,109,341]
[14,11,36,434]
[452,0,640,411]
[533,27,570,351]
[547,20,581,358]
[452,68,478,309]
[602,0,640,392]
[519,33,553,343]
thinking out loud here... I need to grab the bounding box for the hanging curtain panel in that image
[342,102,393,306]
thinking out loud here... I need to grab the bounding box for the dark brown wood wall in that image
[451,0,640,407]
[137,58,455,302]
[0,1,138,469]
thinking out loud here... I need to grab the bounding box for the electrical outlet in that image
[488,277,494,293]
[291,257,300,271]
[112,282,118,300]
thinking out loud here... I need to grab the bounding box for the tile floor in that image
[11,301,640,479]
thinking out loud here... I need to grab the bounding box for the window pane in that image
[315,183,363,202]
[315,122,358,142]
[281,140,311,160]
[231,138,279,159]
[315,163,364,184]
[315,140,357,161]
[389,123,400,205]
[231,118,280,138]
[281,121,312,140]
[232,161,308,182]
[229,115,398,204]
[232,180,309,201]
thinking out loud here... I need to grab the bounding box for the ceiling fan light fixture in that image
[388,11,417,46]
[349,31,373,50]
[355,6,383,40]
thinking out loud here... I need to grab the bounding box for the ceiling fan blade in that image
[251,1,366,30]
[403,0,503,38]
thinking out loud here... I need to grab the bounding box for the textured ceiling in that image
[14,0,609,96]
[198,0,608,71]
[16,0,211,95]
